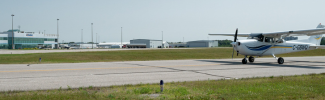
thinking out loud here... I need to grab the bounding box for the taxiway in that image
[0,56,324,91]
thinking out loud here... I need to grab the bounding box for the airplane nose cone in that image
[231,42,236,46]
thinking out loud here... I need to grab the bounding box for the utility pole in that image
[11,14,14,49]
[91,23,93,49]
[57,19,59,49]
[96,33,97,43]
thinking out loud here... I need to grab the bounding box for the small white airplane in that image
[209,23,325,64]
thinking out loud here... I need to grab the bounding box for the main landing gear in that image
[277,57,284,64]
[273,54,284,64]
[242,55,284,64]
[242,56,255,64]
[248,56,255,63]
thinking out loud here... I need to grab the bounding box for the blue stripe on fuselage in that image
[245,45,272,51]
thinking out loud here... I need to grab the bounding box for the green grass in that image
[1,73,324,99]
[1,48,325,64]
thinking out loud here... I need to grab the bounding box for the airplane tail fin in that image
[308,23,324,45]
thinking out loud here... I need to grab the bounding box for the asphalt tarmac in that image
[0,48,193,54]
[0,56,324,91]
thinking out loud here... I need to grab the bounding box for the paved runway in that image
[0,56,324,91]
[0,48,193,54]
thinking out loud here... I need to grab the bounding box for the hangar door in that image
[188,42,207,47]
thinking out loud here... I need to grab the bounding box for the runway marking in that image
[0,64,220,73]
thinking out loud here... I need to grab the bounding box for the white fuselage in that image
[234,39,316,56]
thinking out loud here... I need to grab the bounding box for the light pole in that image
[11,14,14,49]
[121,27,122,48]
[91,23,93,49]
[183,37,184,43]
[96,33,97,43]
[80,29,83,48]
[81,29,83,43]
[57,19,59,49]
[162,31,163,48]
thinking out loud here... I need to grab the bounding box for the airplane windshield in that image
[265,37,274,43]
[247,35,264,42]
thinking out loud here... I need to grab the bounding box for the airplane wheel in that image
[242,58,247,64]
[278,57,284,64]
[249,56,254,62]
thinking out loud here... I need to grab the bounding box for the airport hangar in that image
[168,40,218,48]
[126,39,169,48]
[67,39,219,49]
[0,29,58,49]
[186,40,218,48]
[125,39,218,48]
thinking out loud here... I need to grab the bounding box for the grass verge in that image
[1,73,324,99]
[1,48,325,64]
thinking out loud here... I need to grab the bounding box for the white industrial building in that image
[97,42,130,48]
[68,43,98,49]
[127,39,169,48]
[169,43,187,48]
[186,40,218,48]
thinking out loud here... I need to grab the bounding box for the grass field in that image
[1,48,325,64]
[0,73,324,99]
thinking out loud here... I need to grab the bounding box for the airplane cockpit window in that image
[265,37,274,43]
[248,35,264,42]
[274,38,284,43]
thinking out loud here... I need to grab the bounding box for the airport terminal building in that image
[0,29,58,49]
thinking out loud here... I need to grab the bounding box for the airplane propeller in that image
[232,28,238,59]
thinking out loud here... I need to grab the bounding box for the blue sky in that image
[1,0,324,43]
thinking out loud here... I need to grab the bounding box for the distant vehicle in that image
[64,46,70,49]
[209,23,325,64]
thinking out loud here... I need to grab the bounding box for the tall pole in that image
[162,31,163,48]
[57,19,59,49]
[80,29,83,49]
[96,33,97,43]
[11,14,14,49]
[81,29,83,43]
[91,23,93,49]
[121,27,122,48]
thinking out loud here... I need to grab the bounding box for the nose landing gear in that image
[242,56,247,64]
[242,58,247,64]
[242,56,255,64]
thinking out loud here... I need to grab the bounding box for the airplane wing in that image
[262,28,325,38]
[208,33,251,37]
[209,26,325,38]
